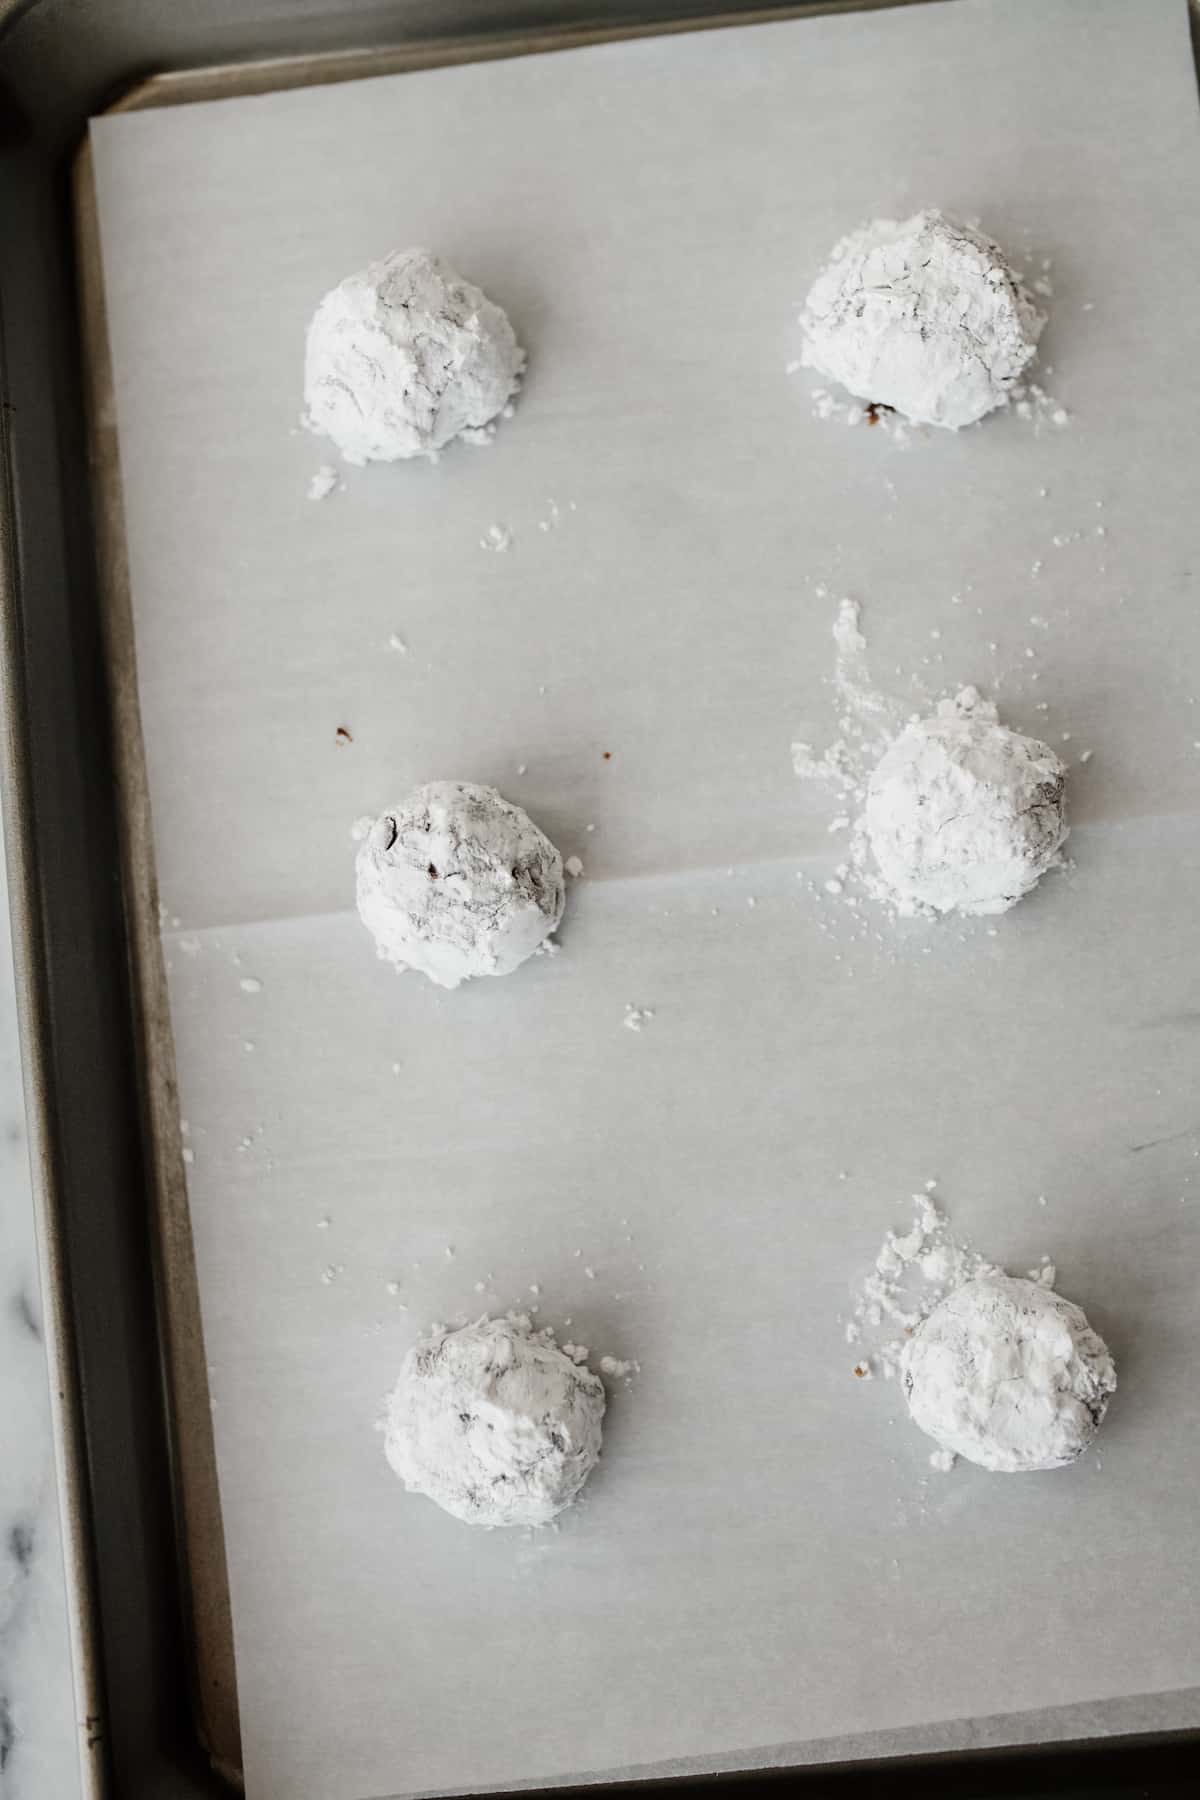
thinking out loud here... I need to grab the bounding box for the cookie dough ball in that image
[902,1276,1116,1472]
[801,209,1043,429]
[304,247,524,463]
[355,781,564,988]
[383,1317,606,1527]
[864,690,1067,917]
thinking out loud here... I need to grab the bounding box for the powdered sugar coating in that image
[383,1316,605,1527]
[355,781,564,989]
[902,1276,1116,1473]
[304,248,524,463]
[864,690,1067,916]
[800,210,1044,429]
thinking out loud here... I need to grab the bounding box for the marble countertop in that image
[0,842,82,1800]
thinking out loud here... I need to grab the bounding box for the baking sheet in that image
[87,2,1200,1796]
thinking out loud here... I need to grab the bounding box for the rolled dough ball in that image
[355,781,564,989]
[304,247,524,463]
[383,1317,606,1527]
[864,689,1067,917]
[902,1275,1116,1473]
[800,209,1043,429]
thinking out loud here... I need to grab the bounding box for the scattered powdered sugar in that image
[793,596,918,919]
[480,522,513,553]
[307,464,340,501]
[793,598,1068,919]
[800,210,1044,430]
[792,596,911,796]
[848,1187,1001,1384]
[1010,379,1071,434]
[623,1004,655,1032]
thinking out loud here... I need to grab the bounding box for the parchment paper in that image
[89,3,1200,1795]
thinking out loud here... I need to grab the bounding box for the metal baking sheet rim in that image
[21,3,1198,1796]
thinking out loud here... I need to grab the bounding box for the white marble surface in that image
[0,843,81,1800]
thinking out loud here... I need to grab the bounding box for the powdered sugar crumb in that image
[848,1188,1003,1383]
[307,464,340,501]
